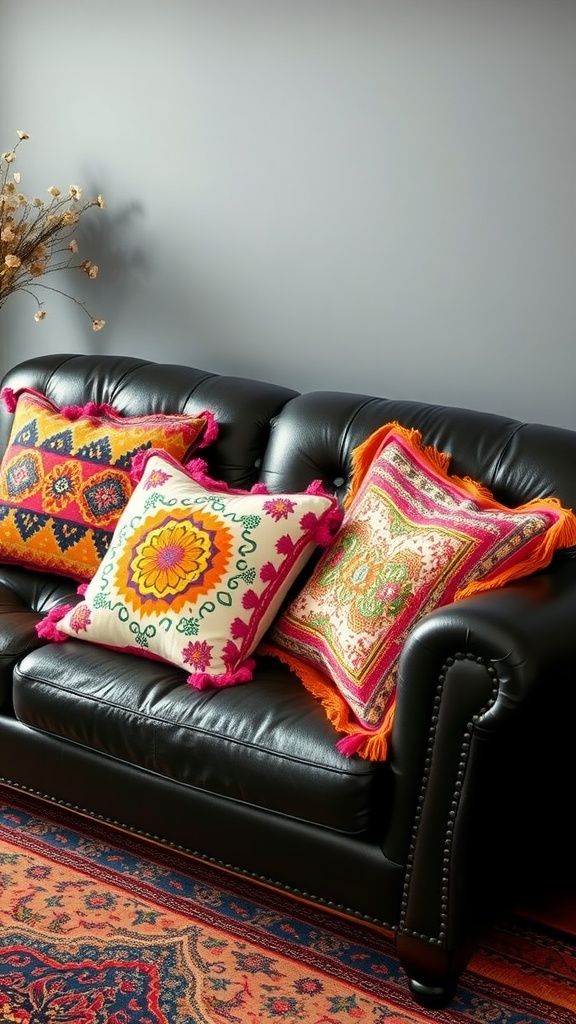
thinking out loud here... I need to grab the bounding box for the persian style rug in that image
[0,791,573,1023]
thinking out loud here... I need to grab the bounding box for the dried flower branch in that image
[0,131,106,330]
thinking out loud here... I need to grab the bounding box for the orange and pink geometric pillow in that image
[0,387,215,581]
[261,423,576,761]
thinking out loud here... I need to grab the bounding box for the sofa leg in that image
[396,933,470,1009]
[407,976,456,1009]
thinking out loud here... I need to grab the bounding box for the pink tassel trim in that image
[1,386,118,421]
[35,604,73,641]
[130,449,150,484]
[314,506,344,546]
[187,658,256,690]
[195,410,219,449]
[58,401,116,421]
[335,732,373,757]
[1,387,17,412]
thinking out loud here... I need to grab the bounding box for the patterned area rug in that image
[0,790,573,1022]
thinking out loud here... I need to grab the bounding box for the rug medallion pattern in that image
[0,794,573,1022]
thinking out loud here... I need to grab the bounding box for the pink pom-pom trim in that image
[130,449,149,484]
[184,457,216,488]
[1,387,17,413]
[0,387,116,422]
[314,506,344,546]
[186,658,256,690]
[35,604,73,642]
[59,401,116,421]
[196,410,219,449]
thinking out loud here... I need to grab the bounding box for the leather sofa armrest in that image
[383,557,576,948]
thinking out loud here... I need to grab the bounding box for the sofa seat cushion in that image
[12,642,384,836]
[0,566,78,707]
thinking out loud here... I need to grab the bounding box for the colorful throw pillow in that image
[0,387,216,581]
[261,422,576,762]
[37,450,342,687]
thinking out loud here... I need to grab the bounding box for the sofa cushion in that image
[0,566,78,709]
[262,422,576,761]
[12,641,382,835]
[39,451,342,686]
[0,387,214,581]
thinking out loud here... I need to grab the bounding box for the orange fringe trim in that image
[348,421,576,599]
[262,422,576,762]
[259,641,396,761]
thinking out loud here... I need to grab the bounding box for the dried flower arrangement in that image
[0,131,106,330]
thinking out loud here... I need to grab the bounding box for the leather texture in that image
[0,352,575,1006]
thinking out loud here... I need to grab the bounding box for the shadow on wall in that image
[63,189,150,354]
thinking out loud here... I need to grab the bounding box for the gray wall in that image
[2,0,575,427]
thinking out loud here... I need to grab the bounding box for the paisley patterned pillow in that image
[261,423,576,761]
[0,387,215,581]
[38,450,342,687]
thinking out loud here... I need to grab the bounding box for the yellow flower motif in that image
[68,239,79,253]
[96,195,106,208]
[132,521,211,599]
[34,310,47,321]
[13,172,20,184]
[47,186,61,198]
[92,319,106,331]
[4,254,21,268]
[16,131,29,140]
[1,226,15,243]
[30,262,46,278]
[69,185,82,201]
[61,210,79,226]
[2,151,16,163]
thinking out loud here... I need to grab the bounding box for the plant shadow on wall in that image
[68,183,149,354]
[0,131,149,353]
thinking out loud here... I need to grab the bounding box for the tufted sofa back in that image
[0,353,298,493]
[261,390,576,516]
[3,353,576,521]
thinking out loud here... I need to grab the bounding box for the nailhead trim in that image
[399,653,498,945]
[0,777,396,932]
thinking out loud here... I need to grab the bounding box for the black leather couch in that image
[0,352,574,1008]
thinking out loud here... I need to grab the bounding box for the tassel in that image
[130,449,149,484]
[187,659,256,690]
[196,410,219,449]
[259,643,396,761]
[36,604,73,641]
[313,507,344,546]
[59,401,115,421]
[1,387,17,413]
